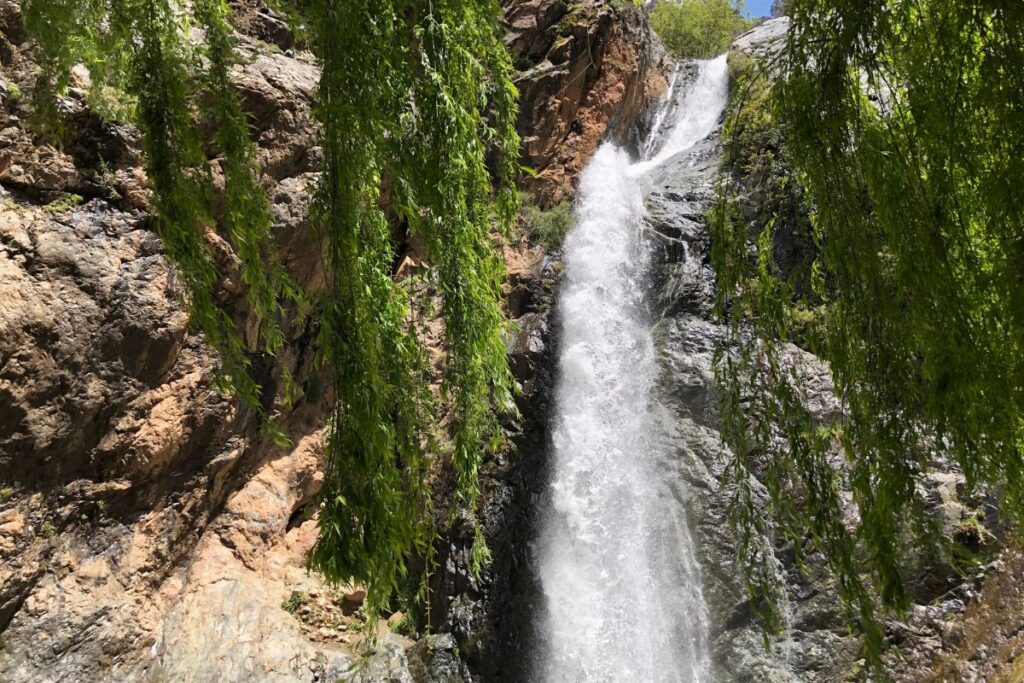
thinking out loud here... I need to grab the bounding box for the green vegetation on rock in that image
[519,191,574,251]
[281,592,307,615]
[651,0,750,59]
[41,192,83,213]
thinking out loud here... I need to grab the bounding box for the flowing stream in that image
[534,55,730,682]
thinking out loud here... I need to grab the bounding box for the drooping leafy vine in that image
[22,0,519,621]
[712,0,1024,667]
[195,0,297,367]
[301,0,520,615]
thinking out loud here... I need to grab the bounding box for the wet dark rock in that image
[429,254,560,681]
[641,17,1021,683]
[634,19,861,682]
[407,634,471,683]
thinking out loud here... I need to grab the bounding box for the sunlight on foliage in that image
[300,0,520,620]
[651,0,750,59]
[712,0,1024,668]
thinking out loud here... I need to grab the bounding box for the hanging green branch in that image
[397,4,519,510]
[712,0,1024,668]
[21,0,108,135]
[22,0,519,621]
[303,0,520,615]
[301,0,434,619]
[132,0,264,407]
[195,0,298,364]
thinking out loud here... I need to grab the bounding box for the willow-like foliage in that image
[23,0,519,619]
[24,0,292,418]
[302,0,519,614]
[21,0,112,133]
[713,0,1024,665]
[196,0,296,364]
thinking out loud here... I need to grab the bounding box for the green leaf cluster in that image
[23,0,296,420]
[651,0,751,59]
[22,0,520,622]
[518,191,574,251]
[711,0,1024,667]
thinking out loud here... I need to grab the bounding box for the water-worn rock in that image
[428,251,561,679]
[642,101,840,678]
[730,17,789,63]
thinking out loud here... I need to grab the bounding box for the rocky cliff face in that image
[0,7,372,679]
[504,0,670,204]
[0,1,667,681]
[646,18,1022,682]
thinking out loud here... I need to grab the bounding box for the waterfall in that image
[534,55,729,682]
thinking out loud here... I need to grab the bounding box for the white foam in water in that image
[535,55,729,683]
[633,55,729,172]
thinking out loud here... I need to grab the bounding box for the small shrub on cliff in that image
[281,592,306,614]
[389,611,418,637]
[6,81,22,103]
[42,192,83,214]
[519,192,574,251]
[715,51,815,299]
[651,0,750,59]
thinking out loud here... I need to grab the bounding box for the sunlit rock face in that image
[0,6,350,678]
[504,0,672,205]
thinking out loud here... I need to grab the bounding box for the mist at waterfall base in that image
[528,56,729,683]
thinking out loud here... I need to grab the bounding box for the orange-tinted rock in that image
[504,0,671,205]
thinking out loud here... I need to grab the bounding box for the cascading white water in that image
[535,55,729,683]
